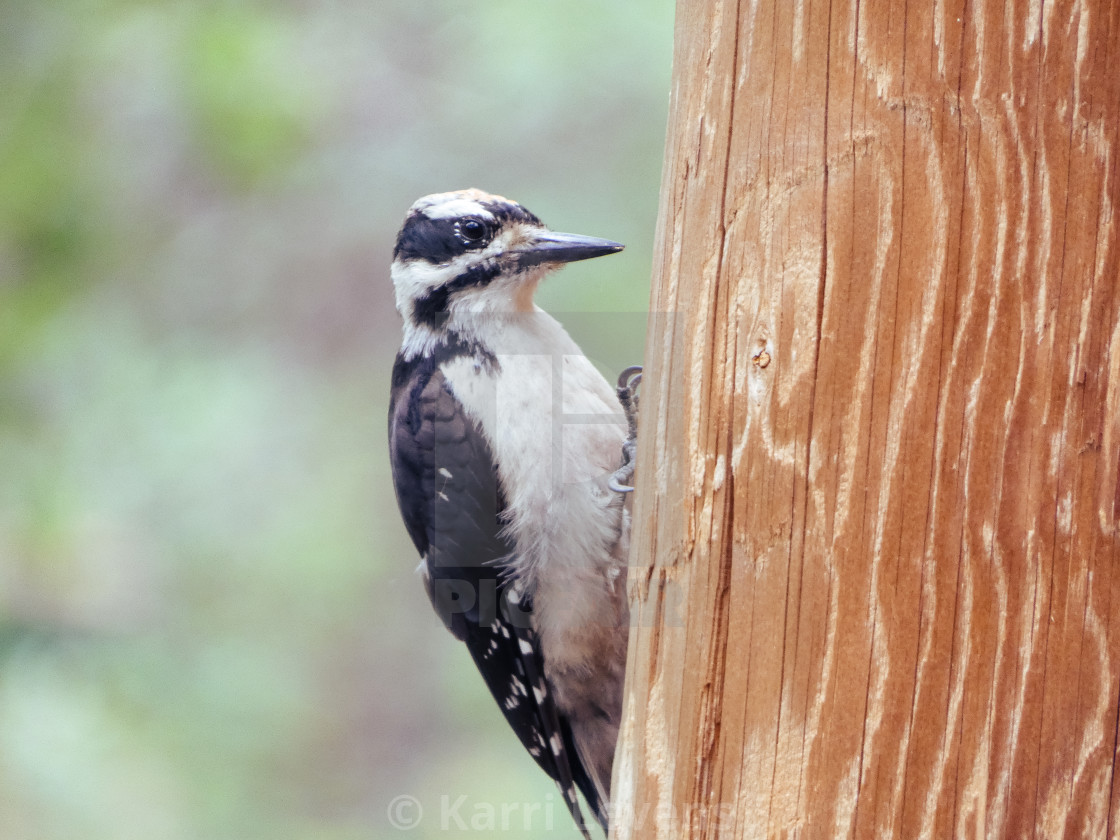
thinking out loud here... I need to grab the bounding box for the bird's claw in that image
[608,447,636,493]
[610,365,642,494]
[617,365,643,394]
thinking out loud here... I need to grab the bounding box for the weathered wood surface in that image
[614,0,1120,837]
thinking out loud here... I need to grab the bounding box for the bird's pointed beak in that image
[512,230,624,269]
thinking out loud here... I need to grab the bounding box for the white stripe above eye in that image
[420,198,494,221]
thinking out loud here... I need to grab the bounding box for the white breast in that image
[440,309,627,590]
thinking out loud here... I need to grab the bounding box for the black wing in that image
[388,350,603,835]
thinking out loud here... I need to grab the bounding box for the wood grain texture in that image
[613,0,1120,837]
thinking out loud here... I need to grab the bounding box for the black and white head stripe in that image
[390,189,623,351]
[393,189,543,264]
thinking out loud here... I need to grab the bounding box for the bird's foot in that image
[608,365,642,493]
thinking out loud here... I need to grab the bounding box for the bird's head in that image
[391,189,623,350]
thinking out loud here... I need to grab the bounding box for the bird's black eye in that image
[457,218,489,243]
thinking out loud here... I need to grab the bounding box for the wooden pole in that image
[614,0,1120,837]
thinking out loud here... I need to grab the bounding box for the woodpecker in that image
[388,189,637,835]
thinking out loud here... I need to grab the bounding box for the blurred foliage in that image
[0,1,672,838]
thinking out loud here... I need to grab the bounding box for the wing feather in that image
[389,351,602,835]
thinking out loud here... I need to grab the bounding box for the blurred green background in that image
[0,2,671,839]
